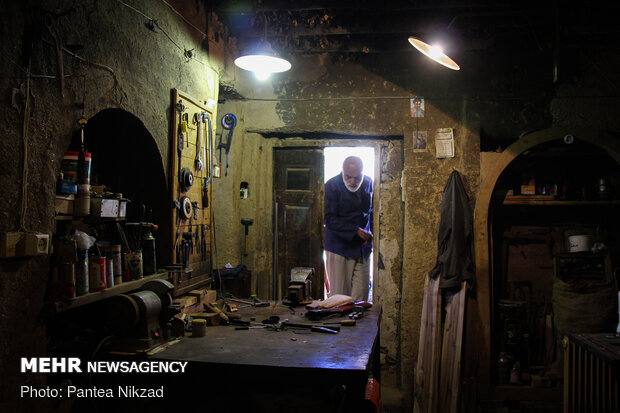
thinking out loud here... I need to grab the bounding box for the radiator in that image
[564,334,620,413]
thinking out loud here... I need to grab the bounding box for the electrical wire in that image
[20,60,31,232]
[160,0,208,40]
[114,0,219,75]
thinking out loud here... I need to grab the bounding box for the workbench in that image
[151,302,381,412]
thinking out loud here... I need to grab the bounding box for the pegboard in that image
[169,89,216,295]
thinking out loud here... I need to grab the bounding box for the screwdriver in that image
[323,319,356,326]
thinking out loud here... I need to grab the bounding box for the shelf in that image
[54,215,126,222]
[503,197,620,206]
[46,272,168,315]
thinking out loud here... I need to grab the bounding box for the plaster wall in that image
[213,53,485,407]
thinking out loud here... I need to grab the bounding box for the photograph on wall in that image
[435,127,455,158]
[413,131,427,151]
[410,97,425,118]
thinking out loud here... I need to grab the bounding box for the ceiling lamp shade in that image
[234,54,291,80]
[408,37,460,71]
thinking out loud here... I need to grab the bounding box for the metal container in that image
[569,235,593,252]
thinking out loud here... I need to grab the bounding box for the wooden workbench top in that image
[152,302,381,378]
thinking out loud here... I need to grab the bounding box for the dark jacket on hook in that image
[428,170,475,290]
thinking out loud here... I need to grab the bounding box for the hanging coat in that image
[428,170,475,289]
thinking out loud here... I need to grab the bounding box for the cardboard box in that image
[90,198,119,218]
[55,195,74,215]
[521,184,535,195]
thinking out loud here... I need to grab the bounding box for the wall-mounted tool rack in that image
[170,89,216,296]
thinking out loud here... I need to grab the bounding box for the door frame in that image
[271,140,383,302]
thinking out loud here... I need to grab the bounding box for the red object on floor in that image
[364,378,381,413]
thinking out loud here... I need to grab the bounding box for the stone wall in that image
[0,0,217,409]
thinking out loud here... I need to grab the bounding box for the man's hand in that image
[357,228,373,245]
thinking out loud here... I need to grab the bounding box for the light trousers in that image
[325,251,370,301]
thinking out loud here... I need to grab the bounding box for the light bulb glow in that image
[408,37,460,71]
[234,54,291,80]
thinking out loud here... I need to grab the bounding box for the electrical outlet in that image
[213,165,221,178]
[1,232,50,258]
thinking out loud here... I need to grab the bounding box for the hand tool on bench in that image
[281,321,340,334]
[204,302,229,324]
[305,301,372,321]
[251,295,269,307]
[323,319,356,326]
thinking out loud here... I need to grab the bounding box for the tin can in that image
[76,249,89,296]
[142,235,156,276]
[125,250,143,280]
[106,258,114,288]
[106,245,123,285]
[89,256,107,292]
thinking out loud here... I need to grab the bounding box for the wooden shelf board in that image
[503,198,620,206]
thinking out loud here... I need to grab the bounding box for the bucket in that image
[569,235,593,252]
[62,151,91,184]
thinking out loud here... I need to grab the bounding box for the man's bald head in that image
[342,156,364,192]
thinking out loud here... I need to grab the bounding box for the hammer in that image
[241,218,253,256]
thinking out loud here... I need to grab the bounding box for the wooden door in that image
[274,148,324,301]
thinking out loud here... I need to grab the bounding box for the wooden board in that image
[170,89,215,294]
[413,275,442,413]
[438,281,467,413]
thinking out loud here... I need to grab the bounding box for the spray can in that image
[75,249,89,296]
[142,232,156,276]
[89,256,107,292]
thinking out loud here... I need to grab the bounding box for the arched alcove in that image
[70,108,171,266]
[473,127,620,390]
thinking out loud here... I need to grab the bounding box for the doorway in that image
[323,147,375,301]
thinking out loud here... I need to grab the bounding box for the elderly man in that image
[324,156,373,301]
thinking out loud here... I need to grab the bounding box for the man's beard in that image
[343,174,363,192]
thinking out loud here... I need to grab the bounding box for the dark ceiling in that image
[209,1,620,62]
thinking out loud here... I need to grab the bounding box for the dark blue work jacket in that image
[324,172,373,259]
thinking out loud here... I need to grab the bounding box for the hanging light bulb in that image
[234,53,291,80]
[408,36,460,70]
[234,13,292,81]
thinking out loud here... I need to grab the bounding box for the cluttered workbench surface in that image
[152,300,380,380]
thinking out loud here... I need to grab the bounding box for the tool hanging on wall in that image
[194,112,214,207]
[76,118,89,184]
[218,113,237,177]
[193,112,204,171]
[175,100,185,187]
[241,218,253,256]
[179,167,193,193]
[179,196,192,221]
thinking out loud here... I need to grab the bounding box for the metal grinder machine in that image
[101,279,179,352]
